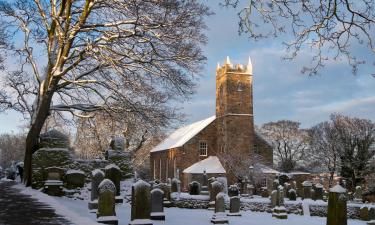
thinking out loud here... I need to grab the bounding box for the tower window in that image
[199,141,208,156]
[237,81,244,91]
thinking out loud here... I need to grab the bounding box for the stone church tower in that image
[215,57,255,166]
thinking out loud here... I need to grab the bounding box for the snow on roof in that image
[254,163,280,174]
[151,116,216,152]
[330,184,346,193]
[183,156,226,174]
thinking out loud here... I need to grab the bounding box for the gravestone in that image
[150,188,165,220]
[44,167,65,196]
[171,178,180,193]
[202,171,208,189]
[65,169,86,189]
[211,192,229,224]
[278,186,285,206]
[302,181,312,199]
[216,177,228,194]
[261,187,269,198]
[97,179,118,225]
[228,196,241,216]
[273,179,279,190]
[355,186,363,202]
[105,164,122,203]
[314,183,324,200]
[228,185,239,197]
[369,208,375,220]
[130,179,153,225]
[284,183,291,198]
[189,181,201,195]
[89,169,105,210]
[288,189,297,201]
[272,186,287,219]
[155,183,172,207]
[361,206,370,221]
[209,181,224,210]
[327,184,347,225]
[271,190,278,208]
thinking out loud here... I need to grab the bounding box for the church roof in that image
[183,156,226,174]
[150,116,216,152]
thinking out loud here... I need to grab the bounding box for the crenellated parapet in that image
[216,56,252,76]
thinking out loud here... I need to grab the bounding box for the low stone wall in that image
[310,204,361,219]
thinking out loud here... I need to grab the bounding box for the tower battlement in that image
[216,56,252,76]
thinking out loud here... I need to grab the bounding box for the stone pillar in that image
[211,192,229,224]
[150,188,165,220]
[130,179,153,225]
[97,179,118,225]
[105,164,122,203]
[89,169,105,210]
[228,196,241,216]
[327,184,347,225]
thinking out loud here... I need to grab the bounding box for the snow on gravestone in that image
[216,177,228,194]
[130,179,153,225]
[211,192,229,224]
[105,164,122,203]
[171,178,180,193]
[228,185,239,197]
[189,181,201,195]
[150,188,165,220]
[228,196,241,216]
[355,186,363,201]
[97,179,118,225]
[302,181,313,199]
[89,169,105,210]
[327,184,347,225]
[210,181,223,202]
[65,169,85,189]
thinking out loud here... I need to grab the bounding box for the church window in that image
[199,141,208,156]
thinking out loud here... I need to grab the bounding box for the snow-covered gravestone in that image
[89,169,105,210]
[228,185,239,197]
[302,181,312,199]
[97,179,118,225]
[150,188,165,220]
[272,186,287,219]
[189,181,201,195]
[105,164,123,203]
[130,180,153,225]
[210,181,224,202]
[270,190,278,208]
[228,196,241,216]
[154,183,172,207]
[354,186,363,202]
[360,206,370,221]
[171,178,180,193]
[211,192,229,224]
[272,179,279,190]
[216,177,228,194]
[66,169,86,189]
[327,184,347,225]
[288,189,297,201]
[314,183,324,200]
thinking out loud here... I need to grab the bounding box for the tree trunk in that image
[23,93,54,186]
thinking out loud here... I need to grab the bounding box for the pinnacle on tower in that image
[246,56,253,75]
[225,56,231,65]
[217,62,220,70]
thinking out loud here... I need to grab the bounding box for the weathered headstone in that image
[288,189,297,201]
[272,186,287,219]
[150,188,165,220]
[97,179,118,225]
[361,206,370,221]
[216,177,228,194]
[302,181,312,199]
[271,190,278,208]
[105,164,122,203]
[228,185,239,197]
[355,186,363,202]
[155,183,172,207]
[327,184,347,225]
[130,180,153,225]
[228,196,241,216]
[314,183,324,200]
[278,186,285,206]
[369,208,375,220]
[43,167,64,196]
[66,169,86,189]
[189,181,201,195]
[211,192,229,224]
[210,181,224,202]
[261,187,269,198]
[89,169,105,210]
[171,178,180,193]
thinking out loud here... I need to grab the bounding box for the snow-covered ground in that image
[9,180,369,225]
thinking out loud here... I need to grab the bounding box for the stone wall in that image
[310,204,361,219]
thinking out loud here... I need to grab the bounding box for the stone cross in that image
[228,196,241,216]
[97,179,118,225]
[211,192,229,224]
[150,188,165,220]
[327,184,347,225]
[130,179,153,225]
[89,169,105,210]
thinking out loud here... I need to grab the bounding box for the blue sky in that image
[0,2,374,133]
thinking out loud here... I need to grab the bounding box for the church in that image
[150,57,274,190]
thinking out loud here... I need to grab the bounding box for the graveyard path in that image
[0,181,73,225]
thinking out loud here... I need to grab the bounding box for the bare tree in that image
[331,114,375,190]
[0,132,26,168]
[260,120,309,172]
[0,0,211,186]
[222,0,375,75]
[309,121,340,187]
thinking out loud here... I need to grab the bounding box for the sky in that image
[0,1,375,133]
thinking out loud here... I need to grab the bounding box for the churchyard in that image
[1,132,374,225]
